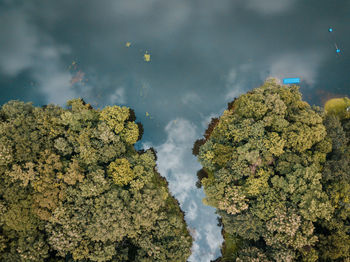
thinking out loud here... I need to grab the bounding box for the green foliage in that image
[192,138,206,156]
[243,168,270,197]
[195,78,348,261]
[236,247,271,262]
[0,98,192,261]
[313,113,350,261]
[221,228,243,261]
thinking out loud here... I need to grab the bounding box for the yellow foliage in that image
[201,171,223,208]
[331,183,350,209]
[64,159,85,185]
[202,197,210,206]
[72,240,90,260]
[263,132,285,156]
[218,186,249,215]
[235,93,268,119]
[3,200,38,233]
[204,150,215,161]
[99,106,130,134]
[107,158,135,186]
[213,143,234,165]
[315,137,333,154]
[244,169,270,197]
[324,97,350,120]
[129,177,145,191]
[160,187,169,200]
[133,165,145,177]
[121,121,139,144]
[139,150,156,169]
[5,162,36,187]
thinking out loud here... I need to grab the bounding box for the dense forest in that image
[193,78,350,261]
[0,78,349,261]
[0,99,192,261]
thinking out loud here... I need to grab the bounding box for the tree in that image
[196,78,349,261]
[313,113,350,261]
[0,98,193,261]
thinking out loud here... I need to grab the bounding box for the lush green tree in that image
[195,78,349,261]
[0,98,192,261]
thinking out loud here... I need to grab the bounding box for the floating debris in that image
[283,78,300,85]
[67,60,88,87]
[70,70,85,85]
[126,42,131,47]
[67,61,78,70]
[144,51,151,62]
[328,27,342,55]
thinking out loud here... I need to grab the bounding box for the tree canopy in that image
[194,78,350,261]
[0,98,193,261]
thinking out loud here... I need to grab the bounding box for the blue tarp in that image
[283,78,300,84]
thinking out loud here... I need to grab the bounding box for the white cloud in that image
[140,141,152,150]
[189,241,201,262]
[245,0,297,15]
[142,118,199,202]
[186,200,198,221]
[143,118,224,262]
[31,47,74,108]
[164,170,196,205]
[0,9,38,76]
[226,69,237,85]
[32,69,74,107]
[205,223,224,256]
[112,0,191,37]
[181,92,201,105]
[114,0,158,16]
[163,118,197,145]
[0,6,79,107]
[226,88,244,101]
[267,51,323,86]
[144,117,199,201]
[109,88,126,105]
[225,65,251,101]
[158,1,191,31]
[157,142,182,174]
[201,111,223,130]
